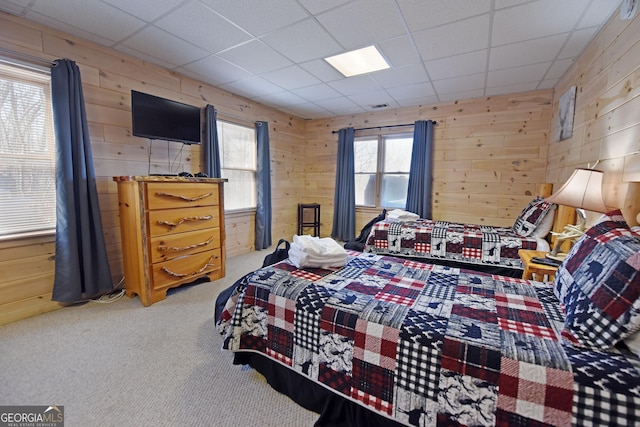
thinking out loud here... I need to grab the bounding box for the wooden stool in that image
[298,203,320,236]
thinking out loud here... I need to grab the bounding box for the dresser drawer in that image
[152,248,222,290]
[148,205,219,237]
[146,182,219,210]
[150,228,220,263]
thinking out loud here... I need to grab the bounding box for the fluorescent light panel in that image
[325,46,390,77]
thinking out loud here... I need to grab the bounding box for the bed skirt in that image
[232,351,405,427]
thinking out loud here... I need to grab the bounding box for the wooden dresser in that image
[113,176,227,306]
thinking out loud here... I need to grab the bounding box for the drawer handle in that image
[161,254,219,278]
[157,215,214,230]
[155,191,213,202]
[158,236,216,252]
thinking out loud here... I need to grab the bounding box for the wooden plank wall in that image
[304,90,554,235]
[548,10,640,226]
[0,11,306,324]
[1,6,639,325]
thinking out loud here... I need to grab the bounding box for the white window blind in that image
[0,61,56,237]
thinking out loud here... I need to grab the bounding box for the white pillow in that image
[531,204,556,238]
[624,330,640,357]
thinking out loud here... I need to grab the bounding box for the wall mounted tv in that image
[131,90,202,144]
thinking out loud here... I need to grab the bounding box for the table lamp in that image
[545,168,608,260]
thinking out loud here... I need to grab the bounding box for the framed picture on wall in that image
[556,85,576,141]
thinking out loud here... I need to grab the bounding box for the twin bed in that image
[363,197,556,277]
[216,208,640,426]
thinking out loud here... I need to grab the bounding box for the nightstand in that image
[518,249,559,282]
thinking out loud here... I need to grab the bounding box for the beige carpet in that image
[0,247,318,426]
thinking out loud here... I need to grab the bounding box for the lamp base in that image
[546,253,567,262]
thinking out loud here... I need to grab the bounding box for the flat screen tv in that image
[131,90,202,144]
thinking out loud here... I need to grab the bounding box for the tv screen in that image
[131,90,202,144]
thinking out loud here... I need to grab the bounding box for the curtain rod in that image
[331,121,436,134]
[0,47,57,68]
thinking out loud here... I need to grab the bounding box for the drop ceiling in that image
[0,0,623,119]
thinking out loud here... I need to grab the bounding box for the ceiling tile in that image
[155,1,252,53]
[558,27,599,59]
[120,26,209,67]
[347,90,399,108]
[299,59,344,81]
[254,91,309,107]
[102,0,182,22]
[425,50,488,80]
[578,0,622,28]
[413,14,490,61]
[221,76,284,98]
[396,94,439,107]
[432,73,485,94]
[297,0,351,15]
[487,62,550,87]
[31,0,145,43]
[314,96,360,111]
[438,89,484,102]
[260,18,343,63]
[328,75,383,96]
[545,58,574,80]
[261,65,321,90]
[485,82,538,96]
[372,63,428,88]
[218,40,293,74]
[316,0,407,49]
[181,55,253,85]
[377,35,421,68]
[490,34,566,70]
[291,83,343,102]
[397,0,491,32]
[386,82,436,101]
[201,0,309,37]
[492,0,584,45]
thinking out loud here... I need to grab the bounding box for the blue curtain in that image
[203,105,221,178]
[331,127,356,241]
[51,59,113,302]
[255,121,272,250]
[405,120,435,219]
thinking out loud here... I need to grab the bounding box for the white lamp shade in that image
[546,168,608,212]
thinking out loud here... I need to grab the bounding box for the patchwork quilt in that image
[217,251,640,426]
[364,219,542,271]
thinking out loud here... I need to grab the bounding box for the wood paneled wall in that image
[1,5,638,325]
[0,11,306,324]
[305,90,554,234]
[548,10,640,226]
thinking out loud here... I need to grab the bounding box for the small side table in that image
[298,203,320,236]
[518,249,559,281]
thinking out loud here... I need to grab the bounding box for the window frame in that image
[354,131,413,209]
[0,59,56,241]
[216,119,257,213]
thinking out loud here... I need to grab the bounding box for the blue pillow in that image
[553,210,640,349]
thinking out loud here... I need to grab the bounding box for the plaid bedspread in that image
[217,251,640,426]
[364,219,542,270]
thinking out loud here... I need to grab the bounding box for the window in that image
[217,120,257,211]
[354,133,413,208]
[0,61,56,238]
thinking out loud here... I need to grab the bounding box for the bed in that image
[216,209,640,427]
[363,197,557,277]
